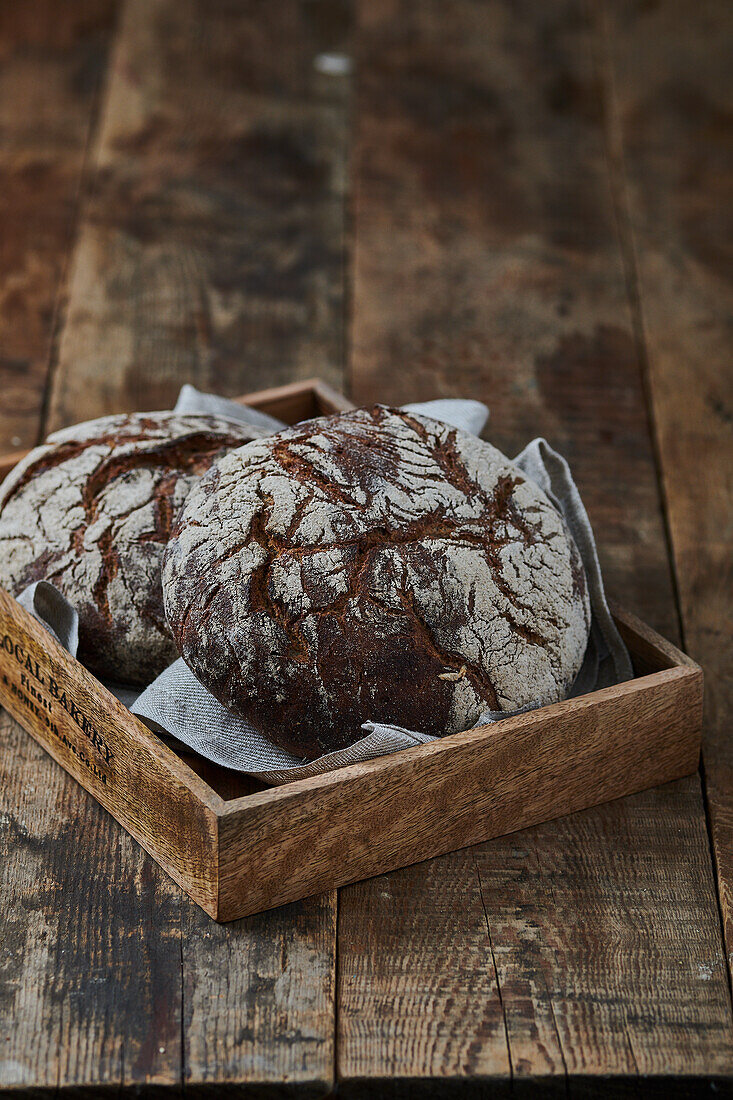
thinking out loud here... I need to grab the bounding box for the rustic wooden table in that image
[1,0,732,1095]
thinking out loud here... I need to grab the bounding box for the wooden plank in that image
[340,0,733,1091]
[0,709,185,1094]
[339,781,733,1094]
[46,0,351,430]
[337,852,511,1089]
[0,8,183,1095]
[474,778,733,1079]
[599,0,733,980]
[182,893,336,1098]
[0,0,116,454]
[0,4,352,1098]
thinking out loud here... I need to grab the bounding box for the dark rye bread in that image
[163,405,591,759]
[0,412,266,685]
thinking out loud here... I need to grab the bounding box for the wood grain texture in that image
[340,0,733,1090]
[181,892,336,1098]
[338,851,511,1087]
[0,0,116,454]
[0,710,185,1094]
[473,778,733,1080]
[338,781,733,1096]
[600,0,733,984]
[46,0,352,429]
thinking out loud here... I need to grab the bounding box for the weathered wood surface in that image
[340,0,733,1092]
[473,780,733,1081]
[340,783,733,1095]
[0,0,350,1095]
[1,0,732,1094]
[0,706,185,1093]
[181,894,336,1097]
[0,0,116,454]
[601,0,733,986]
[46,0,351,428]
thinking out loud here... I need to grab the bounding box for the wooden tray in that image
[0,380,703,921]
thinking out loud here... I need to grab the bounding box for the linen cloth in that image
[18,388,632,785]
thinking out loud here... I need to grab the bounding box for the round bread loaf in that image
[0,411,266,684]
[163,405,592,759]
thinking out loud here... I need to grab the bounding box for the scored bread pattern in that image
[164,405,592,759]
[0,412,266,685]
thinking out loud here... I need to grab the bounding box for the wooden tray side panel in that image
[0,588,220,915]
[233,378,355,422]
[217,665,702,920]
[610,601,698,675]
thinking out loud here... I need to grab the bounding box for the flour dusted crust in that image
[163,405,592,759]
[0,412,266,684]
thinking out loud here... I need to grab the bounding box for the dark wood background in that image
[0,0,731,1094]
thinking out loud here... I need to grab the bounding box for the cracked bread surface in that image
[0,411,266,684]
[163,405,592,759]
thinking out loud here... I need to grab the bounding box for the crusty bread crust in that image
[164,406,591,758]
[0,411,266,684]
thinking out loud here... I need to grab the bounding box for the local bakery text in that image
[1,633,114,782]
